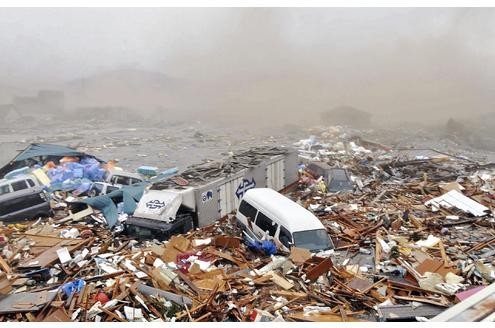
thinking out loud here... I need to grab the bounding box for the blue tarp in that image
[79,183,147,228]
[246,239,277,256]
[46,157,106,192]
[61,279,86,297]
[13,143,92,162]
[0,143,104,179]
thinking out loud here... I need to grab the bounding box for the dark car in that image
[0,175,51,222]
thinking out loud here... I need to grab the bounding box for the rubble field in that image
[0,125,494,322]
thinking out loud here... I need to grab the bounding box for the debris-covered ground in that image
[0,124,494,322]
[0,118,303,171]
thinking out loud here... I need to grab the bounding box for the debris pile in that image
[0,128,494,322]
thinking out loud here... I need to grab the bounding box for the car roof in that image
[0,175,34,185]
[243,188,325,232]
[108,169,143,180]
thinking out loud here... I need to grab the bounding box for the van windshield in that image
[293,229,333,251]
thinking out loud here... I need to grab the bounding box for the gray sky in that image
[0,7,494,124]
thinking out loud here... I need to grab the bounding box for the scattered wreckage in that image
[0,128,494,322]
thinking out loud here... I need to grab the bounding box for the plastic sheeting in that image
[13,143,88,162]
[246,239,277,256]
[61,279,86,297]
[47,157,106,192]
[79,183,146,228]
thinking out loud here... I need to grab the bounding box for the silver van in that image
[0,175,51,222]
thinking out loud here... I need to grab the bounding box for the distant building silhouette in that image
[321,106,371,128]
[13,90,64,116]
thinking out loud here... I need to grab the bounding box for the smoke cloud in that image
[0,7,494,127]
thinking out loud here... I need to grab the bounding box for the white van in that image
[236,188,334,252]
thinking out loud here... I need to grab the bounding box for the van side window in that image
[11,180,28,192]
[0,185,10,195]
[256,212,278,237]
[279,226,293,248]
[27,179,35,187]
[238,200,258,221]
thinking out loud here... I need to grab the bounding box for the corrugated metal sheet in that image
[218,175,245,217]
[377,304,445,321]
[266,159,285,191]
[425,190,489,217]
[431,282,495,322]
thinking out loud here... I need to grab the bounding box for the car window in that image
[11,180,28,192]
[255,212,278,237]
[107,186,119,193]
[27,179,35,187]
[92,183,103,193]
[279,225,293,248]
[0,184,10,195]
[115,176,130,185]
[238,200,258,221]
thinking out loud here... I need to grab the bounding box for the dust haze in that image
[0,7,494,128]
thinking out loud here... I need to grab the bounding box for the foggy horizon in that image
[0,7,494,126]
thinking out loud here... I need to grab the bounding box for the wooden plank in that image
[0,256,12,274]
[438,240,452,267]
[25,312,37,322]
[193,311,212,322]
[177,271,201,295]
[306,257,333,282]
[375,232,381,273]
[42,308,71,322]
[98,306,127,322]
[18,238,91,269]
[214,236,241,249]
[270,290,307,299]
[393,295,449,307]
[269,271,294,290]
[338,305,348,322]
[289,312,363,322]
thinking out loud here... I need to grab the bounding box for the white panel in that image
[219,183,227,217]
[219,176,246,217]
[267,159,285,191]
[266,163,274,189]
[226,179,233,214]
[280,160,285,189]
